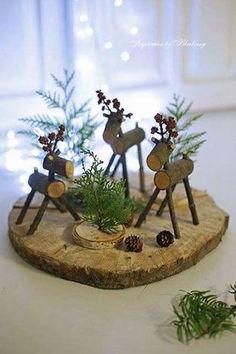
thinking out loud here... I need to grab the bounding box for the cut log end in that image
[28,172,66,199]
[154,171,171,190]
[43,154,74,178]
[65,161,74,179]
[47,180,65,198]
[146,142,173,172]
[154,158,194,190]
[146,154,161,172]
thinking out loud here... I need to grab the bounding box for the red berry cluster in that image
[96,89,133,122]
[56,124,65,141]
[38,124,65,154]
[151,113,178,142]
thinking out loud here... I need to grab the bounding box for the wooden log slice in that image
[43,154,74,178]
[8,188,229,289]
[111,127,145,155]
[28,172,66,198]
[73,221,125,249]
[146,142,174,172]
[154,158,194,190]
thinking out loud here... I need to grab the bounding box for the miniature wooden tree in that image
[16,125,81,235]
[135,114,199,239]
[96,90,145,197]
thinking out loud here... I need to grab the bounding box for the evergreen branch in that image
[166,94,206,161]
[51,74,65,90]
[17,129,39,139]
[182,101,193,116]
[31,142,42,150]
[171,139,206,160]
[65,86,75,106]
[74,150,132,233]
[19,70,97,166]
[178,114,203,132]
[64,69,75,89]
[229,283,236,302]
[166,107,177,117]
[186,139,206,156]
[172,290,236,344]
[68,99,92,122]
[178,132,206,145]
[36,90,62,109]
[19,115,63,130]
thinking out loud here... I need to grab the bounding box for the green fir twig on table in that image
[172,288,236,344]
[229,283,236,302]
[73,150,133,234]
[18,69,99,165]
[166,94,206,161]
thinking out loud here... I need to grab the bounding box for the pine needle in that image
[172,289,236,344]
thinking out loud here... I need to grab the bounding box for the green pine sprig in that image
[166,94,206,161]
[172,288,236,344]
[18,69,99,164]
[73,150,133,234]
[229,283,236,302]
[18,114,62,134]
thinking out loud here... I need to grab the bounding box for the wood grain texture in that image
[8,187,229,289]
[154,158,194,190]
[146,142,173,172]
[73,222,125,249]
[103,116,121,144]
[43,154,74,179]
[111,127,145,155]
[28,172,65,198]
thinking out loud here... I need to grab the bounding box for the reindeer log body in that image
[111,127,145,155]
[103,116,122,144]
[146,142,174,171]
[28,171,66,198]
[154,158,194,190]
[43,154,74,178]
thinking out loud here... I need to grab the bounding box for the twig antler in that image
[96,89,133,123]
[151,113,178,143]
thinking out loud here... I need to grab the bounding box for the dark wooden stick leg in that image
[166,188,181,239]
[121,154,129,198]
[27,196,50,235]
[135,188,160,228]
[110,157,121,178]
[156,184,177,216]
[104,153,116,176]
[50,198,67,213]
[59,195,81,220]
[16,189,36,225]
[183,177,199,225]
[137,143,145,193]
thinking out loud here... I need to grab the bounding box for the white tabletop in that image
[1,110,236,354]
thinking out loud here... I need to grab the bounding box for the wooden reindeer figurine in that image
[96,90,145,197]
[135,114,199,239]
[16,125,81,235]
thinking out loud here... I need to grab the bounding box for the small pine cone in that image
[156,230,174,248]
[124,235,143,252]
